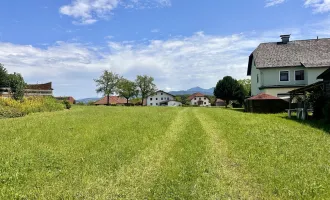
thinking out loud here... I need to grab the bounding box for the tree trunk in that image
[126,98,129,106]
[141,97,144,106]
[225,100,229,108]
[107,95,110,106]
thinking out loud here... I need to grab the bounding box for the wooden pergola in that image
[287,81,325,119]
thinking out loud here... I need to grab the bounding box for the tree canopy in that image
[117,78,139,105]
[238,79,251,96]
[8,73,26,101]
[135,75,157,106]
[94,70,121,105]
[214,76,245,107]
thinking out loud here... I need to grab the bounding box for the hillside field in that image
[0,106,329,199]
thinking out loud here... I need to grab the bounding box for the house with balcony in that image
[0,82,53,98]
[247,35,330,99]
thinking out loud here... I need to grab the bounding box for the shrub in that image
[0,96,65,118]
[63,100,71,109]
[0,106,25,119]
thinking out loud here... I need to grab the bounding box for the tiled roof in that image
[188,93,206,100]
[247,93,281,100]
[26,82,53,90]
[94,96,130,105]
[248,38,330,75]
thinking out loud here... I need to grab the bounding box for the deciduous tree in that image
[94,70,121,106]
[117,78,138,106]
[135,75,157,106]
[214,76,245,108]
[8,73,26,101]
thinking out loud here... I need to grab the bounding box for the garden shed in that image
[245,93,288,113]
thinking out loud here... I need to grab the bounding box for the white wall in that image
[190,97,211,106]
[168,101,182,107]
[146,91,174,106]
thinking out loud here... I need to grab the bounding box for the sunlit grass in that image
[0,106,329,199]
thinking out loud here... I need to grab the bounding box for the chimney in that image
[280,34,290,44]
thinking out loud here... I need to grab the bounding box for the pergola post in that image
[288,93,293,118]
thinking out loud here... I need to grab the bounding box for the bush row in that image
[0,97,65,118]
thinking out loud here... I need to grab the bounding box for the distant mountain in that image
[169,87,215,96]
[76,97,100,104]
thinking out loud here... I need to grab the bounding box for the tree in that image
[0,63,8,87]
[8,73,26,101]
[117,78,138,106]
[94,70,120,106]
[238,79,251,96]
[214,76,245,108]
[135,75,157,106]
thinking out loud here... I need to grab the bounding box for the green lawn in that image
[0,106,329,199]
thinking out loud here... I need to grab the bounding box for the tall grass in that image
[0,97,64,118]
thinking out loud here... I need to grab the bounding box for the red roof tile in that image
[247,93,281,100]
[94,96,130,105]
[188,93,206,100]
[216,98,225,103]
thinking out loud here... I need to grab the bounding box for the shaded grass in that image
[0,106,329,199]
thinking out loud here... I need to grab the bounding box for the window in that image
[161,98,163,100]
[295,70,304,81]
[161,93,163,95]
[156,103,158,105]
[156,98,158,100]
[204,97,206,100]
[280,71,289,82]
[199,98,201,100]
[194,102,197,105]
[204,102,206,104]
[194,98,196,100]
[167,97,169,100]
[150,98,152,101]
[150,103,153,105]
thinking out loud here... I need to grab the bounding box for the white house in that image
[146,90,175,106]
[160,100,182,107]
[188,93,211,106]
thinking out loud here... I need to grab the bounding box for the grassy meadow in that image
[0,106,329,199]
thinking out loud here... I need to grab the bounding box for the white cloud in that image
[0,33,261,98]
[265,0,286,7]
[305,0,330,13]
[60,0,171,25]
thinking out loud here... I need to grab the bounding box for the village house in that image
[247,35,330,99]
[0,82,53,98]
[94,96,131,106]
[146,90,177,106]
[188,93,211,106]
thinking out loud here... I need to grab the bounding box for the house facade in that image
[188,93,211,106]
[25,82,53,97]
[0,82,53,98]
[146,90,175,106]
[248,35,330,98]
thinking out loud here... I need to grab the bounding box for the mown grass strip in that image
[193,108,263,199]
[146,108,211,199]
[96,108,189,199]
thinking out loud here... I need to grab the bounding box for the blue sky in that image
[0,0,330,99]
